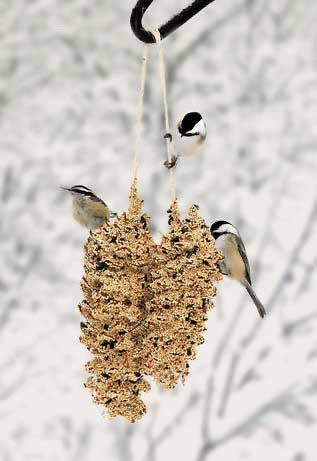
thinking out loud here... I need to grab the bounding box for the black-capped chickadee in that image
[62,185,117,230]
[177,112,207,156]
[210,220,266,318]
[163,112,207,169]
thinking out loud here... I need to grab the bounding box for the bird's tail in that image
[244,280,266,318]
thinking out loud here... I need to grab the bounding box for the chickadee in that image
[177,112,207,157]
[62,185,117,230]
[210,220,266,318]
[162,112,206,169]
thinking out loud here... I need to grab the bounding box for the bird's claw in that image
[164,155,178,170]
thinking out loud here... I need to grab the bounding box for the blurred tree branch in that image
[144,392,200,461]
[197,386,295,461]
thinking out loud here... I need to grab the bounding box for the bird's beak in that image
[60,186,71,192]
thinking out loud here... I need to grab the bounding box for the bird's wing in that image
[236,236,252,285]
[89,200,110,219]
[91,195,107,206]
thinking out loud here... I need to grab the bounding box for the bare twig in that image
[197,386,295,461]
[144,392,200,461]
[201,374,214,444]
[217,352,239,418]
[240,200,316,351]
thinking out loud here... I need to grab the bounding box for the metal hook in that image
[130,0,217,43]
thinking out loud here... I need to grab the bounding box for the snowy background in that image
[1,0,317,460]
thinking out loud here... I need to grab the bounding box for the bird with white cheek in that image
[62,185,117,230]
[177,111,207,156]
[164,112,207,169]
[210,220,266,318]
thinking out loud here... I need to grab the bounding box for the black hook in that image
[130,0,217,43]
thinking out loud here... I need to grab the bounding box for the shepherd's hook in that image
[130,0,217,43]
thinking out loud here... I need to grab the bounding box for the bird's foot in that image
[217,260,229,276]
[164,155,178,169]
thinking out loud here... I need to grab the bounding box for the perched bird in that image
[62,185,116,230]
[163,112,207,169]
[177,112,207,157]
[210,220,266,318]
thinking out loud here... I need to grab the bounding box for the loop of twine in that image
[133,33,176,201]
[153,29,176,201]
[133,45,149,180]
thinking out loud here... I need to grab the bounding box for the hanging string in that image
[152,29,176,201]
[133,45,149,179]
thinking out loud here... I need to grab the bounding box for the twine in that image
[152,29,176,201]
[133,45,149,179]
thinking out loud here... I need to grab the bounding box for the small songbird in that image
[163,112,207,169]
[177,112,207,157]
[210,220,266,318]
[62,185,117,230]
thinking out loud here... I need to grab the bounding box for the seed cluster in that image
[79,180,222,422]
